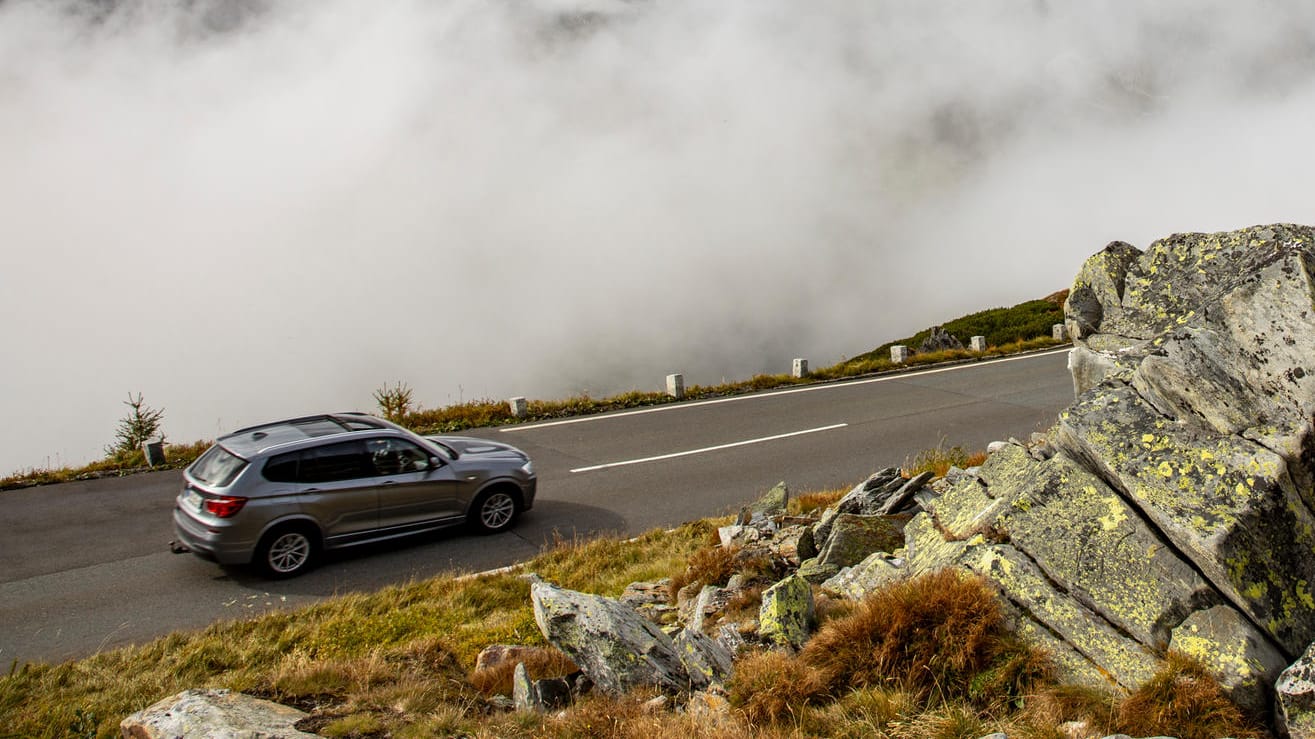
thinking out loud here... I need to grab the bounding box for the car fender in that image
[255,513,324,544]
[466,477,525,511]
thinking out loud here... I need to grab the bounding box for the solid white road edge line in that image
[569,423,849,474]
[503,347,1070,433]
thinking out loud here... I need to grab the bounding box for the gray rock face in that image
[919,325,964,353]
[758,574,814,649]
[905,225,1315,708]
[531,580,692,695]
[799,514,905,584]
[821,551,903,600]
[674,627,734,689]
[1168,605,1287,715]
[1277,642,1315,739]
[747,481,790,518]
[119,689,316,739]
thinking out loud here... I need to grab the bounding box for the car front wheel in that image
[470,488,519,534]
[256,525,318,578]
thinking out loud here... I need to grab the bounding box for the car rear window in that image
[190,445,248,487]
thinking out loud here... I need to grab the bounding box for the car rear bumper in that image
[172,506,254,565]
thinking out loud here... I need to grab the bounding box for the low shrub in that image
[728,649,830,725]
[800,569,1046,705]
[1115,652,1262,739]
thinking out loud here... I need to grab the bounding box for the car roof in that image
[219,413,403,458]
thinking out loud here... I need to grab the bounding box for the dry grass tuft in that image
[668,545,740,598]
[790,488,847,515]
[800,569,1034,704]
[468,647,578,696]
[801,685,918,737]
[903,445,988,479]
[1012,683,1119,737]
[728,650,830,725]
[885,701,988,739]
[1115,652,1263,739]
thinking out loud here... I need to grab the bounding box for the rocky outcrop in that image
[919,325,965,353]
[897,225,1315,714]
[119,689,316,739]
[446,224,1315,728]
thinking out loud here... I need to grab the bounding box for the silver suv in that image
[171,412,536,577]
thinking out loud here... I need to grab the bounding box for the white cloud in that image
[2,0,1313,472]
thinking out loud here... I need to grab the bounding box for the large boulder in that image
[900,225,1314,708]
[531,580,692,695]
[120,689,315,739]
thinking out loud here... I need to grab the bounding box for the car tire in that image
[255,525,319,578]
[469,488,519,534]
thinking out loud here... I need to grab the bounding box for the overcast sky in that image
[2,0,1314,474]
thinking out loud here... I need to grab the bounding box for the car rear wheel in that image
[256,525,318,578]
[470,488,519,534]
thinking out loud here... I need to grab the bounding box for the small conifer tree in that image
[106,392,165,458]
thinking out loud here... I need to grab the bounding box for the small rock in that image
[1277,641,1315,739]
[675,627,735,689]
[685,690,733,724]
[717,624,750,657]
[513,662,542,712]
[119,689,315,738]
[758,574,814,649]
[748,481,790,518]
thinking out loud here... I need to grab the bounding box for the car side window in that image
[366,438,431,476]
[297,440,371,483]
[263,452,299,483]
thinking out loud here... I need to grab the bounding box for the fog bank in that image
[3,0,1314,473]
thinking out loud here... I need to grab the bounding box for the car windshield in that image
[190,444,248,487]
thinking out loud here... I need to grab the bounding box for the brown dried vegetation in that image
[727,650,830,724]
[468,647,578,697]
[800,569,1044,705]
[1115,652,1264,739]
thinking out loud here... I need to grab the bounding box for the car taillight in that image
[205,496,248,518]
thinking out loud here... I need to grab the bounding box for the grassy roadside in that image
[0,473,1261,739]
[0,293,1067,492]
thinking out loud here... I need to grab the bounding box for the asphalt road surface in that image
[0,349,1074,666]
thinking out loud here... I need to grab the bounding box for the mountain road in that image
[0,349,1074,665]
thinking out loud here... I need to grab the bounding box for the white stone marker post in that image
[890,345,910,363]
[509,396,528,419]
[666,373,685,399]
[792,358,809,378]
[970,336,987,352]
